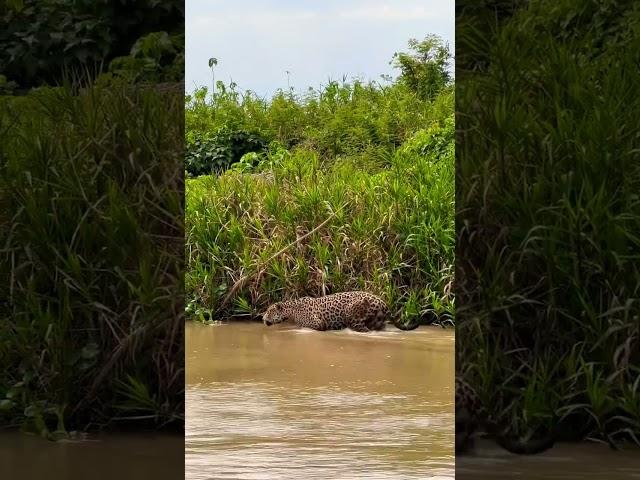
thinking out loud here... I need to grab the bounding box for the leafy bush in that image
[186,61,451,166]
[402,116,454,159]
[230,152,265,173]
[0,0,184,88]
[103,31,184,84]
[185,128,268,177]
[391,35,452,100]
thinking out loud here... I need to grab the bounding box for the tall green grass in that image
[457,0,640,447]
[186,78,455,325]
[0,82,184,436]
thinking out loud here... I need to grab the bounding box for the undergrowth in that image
[0,83,184,436]
[456,0,640,447]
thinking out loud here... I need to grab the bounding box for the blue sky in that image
[186,0,454,97]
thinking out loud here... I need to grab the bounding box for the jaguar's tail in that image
[376,305,420,331]
[390,316,420,330]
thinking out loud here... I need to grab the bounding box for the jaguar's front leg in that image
[303,314,327,331]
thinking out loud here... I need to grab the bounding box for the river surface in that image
[186,321,455,480]
[0,431,183,479]
[457,439,640,479]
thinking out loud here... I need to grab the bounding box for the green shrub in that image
[185,42,450,161]
[0,0,184,89]
[104,31,184,84]
[185,128,268,177]
[391,35,452,101]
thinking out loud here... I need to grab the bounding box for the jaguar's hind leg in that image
[349,321,371,332]
[348,298,372,332]
[368,308,387,330]
[352,297,387,331]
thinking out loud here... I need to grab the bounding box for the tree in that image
[392,35,452,100]
[208,57,217,93]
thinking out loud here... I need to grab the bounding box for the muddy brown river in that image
[1,432,183,479]
[186,321,455,479]
[2,321,638,478]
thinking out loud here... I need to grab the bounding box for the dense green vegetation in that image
[0,84,184,437]
[0,0,184,436]
[457,0,640,448]
[0,0,184,91]
[186,37,455,327]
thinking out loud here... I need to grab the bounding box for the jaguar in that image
[262,291,419,332]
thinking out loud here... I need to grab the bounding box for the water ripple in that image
[186,323,455,480]
[187,383,453,480]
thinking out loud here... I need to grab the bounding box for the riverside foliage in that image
[0,0,185,435]
[185,37,455,328]
[457,0,640,447]
[0,84,184,436]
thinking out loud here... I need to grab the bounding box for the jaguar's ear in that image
[274,302,283,311]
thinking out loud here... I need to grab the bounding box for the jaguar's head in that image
[263,302,286,326]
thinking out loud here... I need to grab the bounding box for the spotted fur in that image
[262,291,418,332]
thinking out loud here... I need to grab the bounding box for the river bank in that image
[185,41,455,328]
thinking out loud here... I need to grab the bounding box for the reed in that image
[0,83,184,436]
[456,0,640,446]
